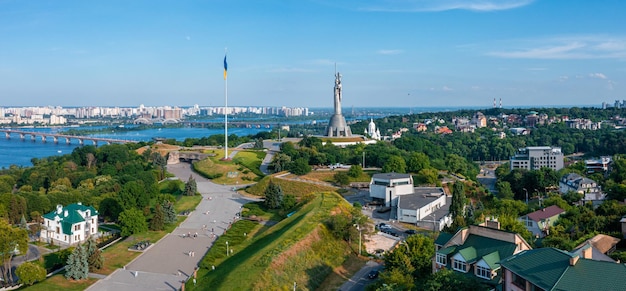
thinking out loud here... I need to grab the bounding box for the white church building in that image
[365,119,381,140]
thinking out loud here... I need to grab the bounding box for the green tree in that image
[289,158,312,175]
[0,220,28,283]
[184,175,197,196]
[150,203,165,231]
[264,181,284,209]
[162,200,177,224]
[253,138,264,149]
[416,168,439,185]
[65,244,88,280]
[15,262,46,286]
[152,152,167,180]
[347,164,363,178]
[450,181,466,219]
[334,172,350,186]
[407,152,431,173]
[118,208,148,236]
[382,155,407,173]
[270,153,291,173]
[281,194,297,210]
[118,180,150,210]
[421,269,488,291]
[85,238,104,272]
[496,181,515,200]
[98,198,123,222]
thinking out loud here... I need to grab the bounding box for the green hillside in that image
[189,192,354,290]
[245,175,337,197]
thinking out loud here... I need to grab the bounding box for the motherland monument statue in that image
[325,69,352,137]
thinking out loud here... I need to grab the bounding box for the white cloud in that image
[589,73,607,79]
[487,35,626,60]
[442,86,454,91]
[355,0,534,12]
[377,49,403,55]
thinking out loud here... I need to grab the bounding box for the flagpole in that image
[224,49,229,160]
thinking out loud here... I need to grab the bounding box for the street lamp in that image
[523,188,528,205]
[226,241,229,256]
[353,224,362,255]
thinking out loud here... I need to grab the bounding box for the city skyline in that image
[1,0,625,108]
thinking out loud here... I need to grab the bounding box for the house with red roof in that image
[518,205,565,238]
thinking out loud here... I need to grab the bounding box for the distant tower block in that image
[325,71,352,137]
[500,98,502,108]
[493,98,496,108]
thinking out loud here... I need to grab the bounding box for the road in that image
[339,260,381,291]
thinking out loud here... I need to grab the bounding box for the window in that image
[56,226,60,234]
[525,219,533,227]
[74,224,81,231]
[453,259,467,272]
[476,266,491,279]
[436,253,447,266]
[512,272,527,289]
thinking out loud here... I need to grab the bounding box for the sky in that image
[1,0,625,108]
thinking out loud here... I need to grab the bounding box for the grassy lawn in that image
[22,273,97,291]
[301,170,372,184]
[232,150,266,177]
[188,192,354,290]
[175,194,203,213]
[193,152,260,185]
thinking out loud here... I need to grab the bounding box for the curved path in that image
[88,163,257,291]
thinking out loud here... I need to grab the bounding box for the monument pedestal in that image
[326,114,352,137]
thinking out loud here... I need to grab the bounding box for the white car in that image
[379,224,392,230]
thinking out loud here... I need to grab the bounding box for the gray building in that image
[510,146,564,171]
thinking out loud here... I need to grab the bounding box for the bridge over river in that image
[0,129,135,146]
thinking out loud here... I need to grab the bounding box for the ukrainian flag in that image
[223,54,228,80]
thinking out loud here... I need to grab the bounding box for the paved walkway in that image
[88,163,256,291]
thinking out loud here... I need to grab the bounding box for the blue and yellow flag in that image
[223,54,228,80]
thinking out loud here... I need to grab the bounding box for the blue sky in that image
[1,0,625,108]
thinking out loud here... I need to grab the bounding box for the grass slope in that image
[245,175,336,197]
[190,192,353,291]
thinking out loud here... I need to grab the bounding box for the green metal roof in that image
[500,248,572,290]
[438,246,457,255]
[458,246,478,263]
[435,232,454,246]
[481,251,501,270]
[553,258,626,291]
[500,248,626,291]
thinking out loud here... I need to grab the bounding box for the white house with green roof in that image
[40,203,99,246]
[433,224,532,287]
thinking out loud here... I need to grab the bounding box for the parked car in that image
[405,229,417,235]
[378,223,392,230]
[368,270,379,279]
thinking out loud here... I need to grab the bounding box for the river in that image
[0,126,269,169]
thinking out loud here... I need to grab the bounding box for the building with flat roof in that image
[397,187,452,231]
[369,173,414,207]
[510,146,564,171]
